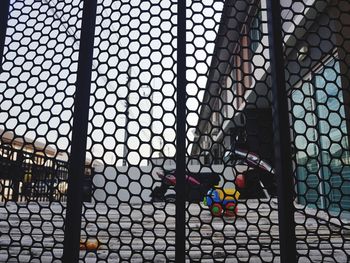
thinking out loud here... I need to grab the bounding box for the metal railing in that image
[0,143,94,203]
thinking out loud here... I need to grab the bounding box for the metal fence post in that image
[266,1,297,262]
[0,0,10,73]
[176,0,186,262]
[62,0,97,262]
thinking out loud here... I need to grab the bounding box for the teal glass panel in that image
[315,58,350,212]
[292,82,322,208]
[249,7,262,53]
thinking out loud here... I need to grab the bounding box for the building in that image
[192,0,350,215]
[191,0,273,164]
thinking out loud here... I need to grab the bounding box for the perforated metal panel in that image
[186,0,280,262]
[0,1,83,261]
[0,0,349,262]
[283,0,350,261]
[81,0,178,261]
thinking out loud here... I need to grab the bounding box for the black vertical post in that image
[63,0,97,262]
[266,1,297,262]
[0,0,10,73]
[176,0,186,262]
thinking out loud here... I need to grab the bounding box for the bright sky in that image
[0,0,224,166]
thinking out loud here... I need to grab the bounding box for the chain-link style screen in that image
[283,0,350,262]
[0,0,349,262]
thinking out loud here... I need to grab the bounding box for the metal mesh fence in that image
[186,0,280,262]
[0,1,83,261]
[283,0,350,261]
[0,0,349,262]
[80,0,177,261]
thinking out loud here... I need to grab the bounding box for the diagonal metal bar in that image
[266,1,297,262]
[0,0,10,73]
[176,0,186,262]
[62,0,97,261]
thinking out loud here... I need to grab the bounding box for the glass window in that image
[315,58,350,212]
[292,81,322,208]
[292,57,350,213]
[249,9,262,53]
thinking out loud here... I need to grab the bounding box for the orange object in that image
[80,239,100,250]
[85,239,99,250]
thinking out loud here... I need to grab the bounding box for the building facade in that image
[192,0,350,215]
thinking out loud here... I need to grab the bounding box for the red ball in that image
[235,174,245,188]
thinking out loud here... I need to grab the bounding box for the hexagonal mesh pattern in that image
[0,0,83,262]
[81,0,177,261]
[0,0,349,262]
[283,0,350,262]
[187,0,279,261]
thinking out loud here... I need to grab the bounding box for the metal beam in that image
[176,0,186,261]
[0,0,10,73]
[266,1,297,262]
[62,0,97,261]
